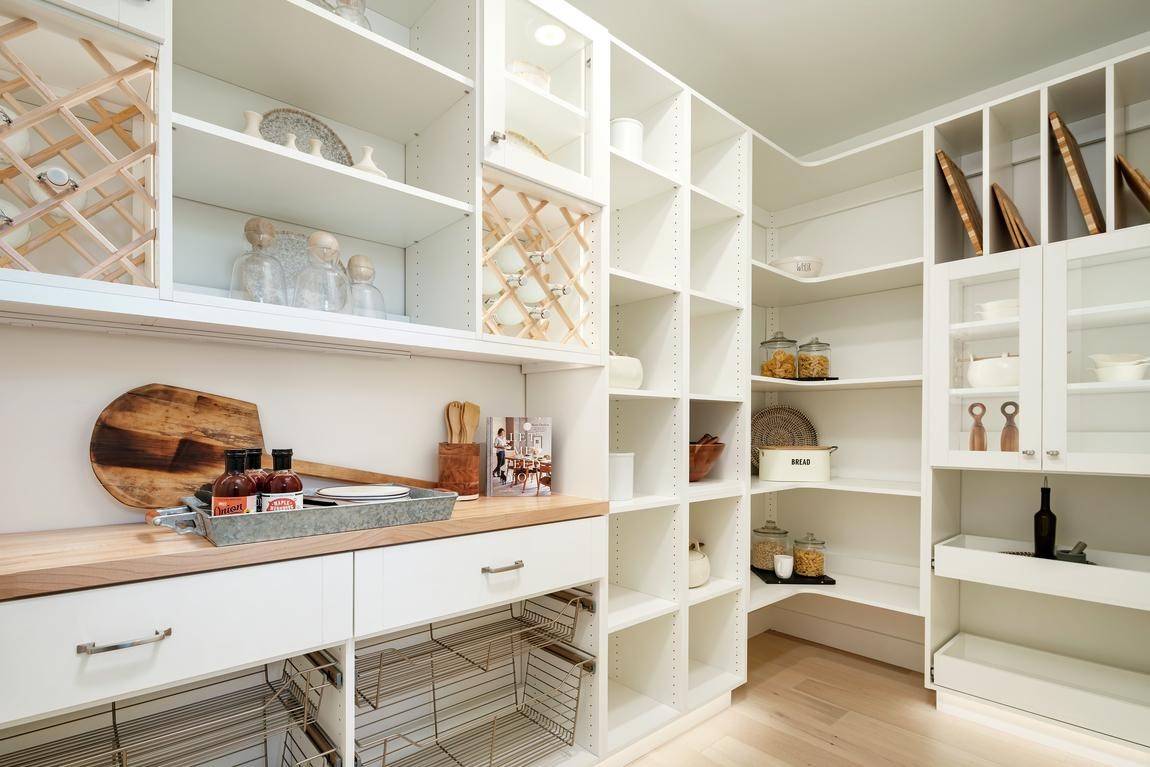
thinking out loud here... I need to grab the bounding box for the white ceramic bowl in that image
[509,60,550,92]
[769,257,824,277]
[1090,353,1149,368]
[1092,363,1149,382]
[967,354,1020,388]
[976,299,1019,321]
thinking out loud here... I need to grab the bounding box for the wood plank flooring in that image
[631,631,1103,766]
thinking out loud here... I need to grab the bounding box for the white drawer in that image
[0,553,352,726]
[355,517,606,636]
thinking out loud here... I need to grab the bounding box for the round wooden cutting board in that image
[90,384,265,509]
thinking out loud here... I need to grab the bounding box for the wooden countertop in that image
[0,494,606,602]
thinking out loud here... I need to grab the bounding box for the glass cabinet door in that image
[1044,227,1150,475]
[929,248,1044,470]
[483,0,607,202]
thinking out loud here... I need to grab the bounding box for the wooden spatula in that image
[462,402,480,443]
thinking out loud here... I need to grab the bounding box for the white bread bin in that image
[759,445,838,482]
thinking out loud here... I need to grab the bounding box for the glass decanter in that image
[326,0,371,30]
[292,231,349,312]
[347,254,388,319]
[229,217,287,305]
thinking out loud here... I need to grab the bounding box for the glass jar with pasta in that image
[759,331,798,379]
[793,532,826,577]
[798,337,832,379]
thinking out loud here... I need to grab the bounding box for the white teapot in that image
[688,539,711,588]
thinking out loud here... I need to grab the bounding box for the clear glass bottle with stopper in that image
[347,254,388,319]
[230,217,287,305]
[292,231,349,312]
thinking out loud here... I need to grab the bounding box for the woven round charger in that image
[750,406,817,469]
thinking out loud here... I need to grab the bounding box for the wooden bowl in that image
[688,443,725,482]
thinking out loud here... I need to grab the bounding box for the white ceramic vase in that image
[353,146,388,178]
[284,132,299,152]
[308,137,324,158]
[242,110,262,139]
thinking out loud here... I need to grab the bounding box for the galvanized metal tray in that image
[152,486,457,546]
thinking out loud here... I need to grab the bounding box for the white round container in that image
[966,353,1020,388]
[608,452,634,502]
[609,354,644,389]
[758,446,837,482]
[610,118,644,160]
[769,256,823,277]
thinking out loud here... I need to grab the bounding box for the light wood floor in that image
[631,631,1102,766]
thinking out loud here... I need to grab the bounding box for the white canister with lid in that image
[610,118,644,160]
[608,452,634,502]
[759,445,837,482]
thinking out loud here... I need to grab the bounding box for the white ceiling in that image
[569,0,1150,158]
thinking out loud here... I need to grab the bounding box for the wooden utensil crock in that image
[438,442,480,500]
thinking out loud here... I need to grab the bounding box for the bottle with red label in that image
[245,448,271,510]
[262,448,304,512]
[212,449,258,516]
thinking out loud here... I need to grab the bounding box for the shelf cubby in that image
[688,496,743,594]
[691,216,744,304]
[985,91,1042,254]
[689,310,743,399]
[611,292,681,394]
[687,592,743,707]
[1114,52,1150,230]
[611,397,682,501]
[1047,68,1108,243]
[609,506,681,633]
[612,184,683,287]
[607,613,681,752]
[933,110,984,263]
[611,45,685,181]
[688,399,744,486]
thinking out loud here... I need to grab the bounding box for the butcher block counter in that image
[0,493,607,601]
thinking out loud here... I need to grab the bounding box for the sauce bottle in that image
[211,449,258,516]
[262,448,304,512]
[245,448,271,510]
[1034,477,1057,559]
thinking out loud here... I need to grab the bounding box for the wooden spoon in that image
[449,401,464,444]
[462,402,480,444]
[444,403,456,443]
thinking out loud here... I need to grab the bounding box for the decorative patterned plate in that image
[750,406,817,469]
[259,108,352,166]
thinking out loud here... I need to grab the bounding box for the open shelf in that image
[686,591,742,706]
[749,568,920,615]
[608,584,679,633]
[606,679,679,753]
[173,0,472,144]
[609,267,679,305]
[686,478,744,503]
[611,397,681,501]
[751,374,922,392]
[611,148,681,210]
[751,257,924,307]
[688,392,743,403]
[172,114,471,247]
[686,577,741,606]
[1047,68,1108,243]
[690,186,742,230]
[505,73,588,154]
[750,477,921,497]
[686,658,742,708]
[609,388,679,401]
[935,534,1150,612]
[689,289,742,316]
[934,633,1150,746]
[609,494,680,515]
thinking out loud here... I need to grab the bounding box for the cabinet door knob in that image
[77,627,172,655]
[1046,449,1060,457]
[1021,449,1036,456]
[491,131,507,143]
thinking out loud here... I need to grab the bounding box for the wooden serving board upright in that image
[1050,110,1105,235]
[937,149,984,256]
[90,384,266,509]
[1116,153,1150,215]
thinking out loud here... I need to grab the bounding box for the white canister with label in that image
[610,118,644,160]
[758,446,837,482]
[608,452,634,501]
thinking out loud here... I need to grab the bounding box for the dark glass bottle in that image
[211,449,257,516]
[1034,477,1056,559]
[244,448,271,493]
[262,449,305,512]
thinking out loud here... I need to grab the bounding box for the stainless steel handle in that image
[1021,449,1036,456]
[491,131,507,143]
[1046,450,1060,457]
[481,560,524,574]
[77,628,172,655]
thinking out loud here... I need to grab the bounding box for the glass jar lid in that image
[799,337,830,352]
[753,520,788,536]
[760,331,796,348]
[794,532,825,547]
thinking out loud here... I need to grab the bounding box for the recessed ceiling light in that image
[534,24,566,47]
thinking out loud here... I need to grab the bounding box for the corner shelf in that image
[609,495,680,515]
[173,0,473,143]
[750,477,921,497]
[686,577,742,606]
[934,535,1150,612]
[751,257,923,307]
[608,585,679,633]
[172,114,472,247]
[690,186,742,229]
[609,268,680,305]
[751,374,922,392]
[611,148,681,209]
[749,570,920,616]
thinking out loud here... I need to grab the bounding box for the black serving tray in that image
[751,566,836,586]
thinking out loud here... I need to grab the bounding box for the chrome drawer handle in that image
[481,560,524,574]
[77,628,172,655]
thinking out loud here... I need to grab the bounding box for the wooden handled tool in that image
[968,402,987,452]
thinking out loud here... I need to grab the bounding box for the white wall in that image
[0,325,525,533]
